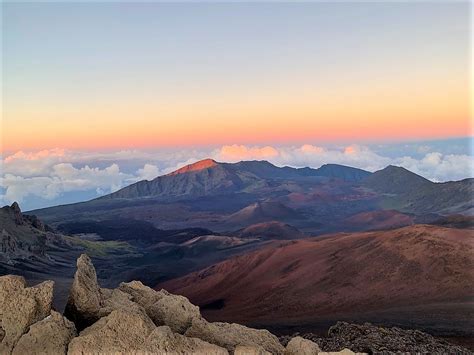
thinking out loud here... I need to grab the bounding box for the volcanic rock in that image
[64,254,101,330]
[119,280,201,333]
[0,276,53,353]
[185,317,285,354]
[12,310,76,355]
[285,336,321,354]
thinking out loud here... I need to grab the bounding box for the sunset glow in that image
[2,2,471,153]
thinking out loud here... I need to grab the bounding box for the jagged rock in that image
[119,281,201,333]
[10,202,23,225]
[285,336,320,354]
[64,254,101,330]
[12,310,76,355]
[185,317,285,354]
[147,326,228,354]
[234,344,271,355]
[97,288,141,317]
[0,278,54,353]
[296,321,470,354]
[68,308,227,355]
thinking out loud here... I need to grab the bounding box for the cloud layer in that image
[1,140,472,210]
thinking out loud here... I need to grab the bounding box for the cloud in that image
[136,164,161,180]
[1,141,472,209]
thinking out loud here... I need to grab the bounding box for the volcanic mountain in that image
[160,224,474,335]
[101,159,371,200]
[32,159,473,235]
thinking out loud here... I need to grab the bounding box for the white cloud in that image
[136,164,161,180]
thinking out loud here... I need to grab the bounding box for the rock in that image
[64,254,101,330]
[12,310,76,355]
[0,279,54,353]
[185,317,285,354]
[97,288,141,317]
[285,336,320,355]
[293,322,471,354]
[234,344,271,355]
[147,326,228,354]
[119,281,201,333]
[68,308,228,355]
[67,307,155,354]
[10,202,23,225]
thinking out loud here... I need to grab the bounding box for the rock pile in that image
[281,321,471,354]
[0,254,469,354]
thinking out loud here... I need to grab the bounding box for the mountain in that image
[100,159,371,200]
[364,165,474,214]
[31,159,473,236]
[160,225,474,336]
[235,221,304,240]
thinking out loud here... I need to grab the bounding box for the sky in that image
[1,1,473,210]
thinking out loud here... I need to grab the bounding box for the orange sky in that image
[2,2,471,153]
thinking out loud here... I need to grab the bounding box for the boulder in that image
[185,317,285,354]
[119,281,201,333]
[147,326,228,354]
[97,288,140,317]
[234,344,271,355]
[0,279,54,353]
[318,349,359,355]
[64,254,101,330]
[68,308,228,355]
[12,310,76,355]
[285,336,321,355]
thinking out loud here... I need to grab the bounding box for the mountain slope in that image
[100,159,371,200]
[161,225,474,331]
[364,166,474,214]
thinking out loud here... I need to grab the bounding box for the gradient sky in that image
[2,2,472,153]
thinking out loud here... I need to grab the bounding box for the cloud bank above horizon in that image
[1,138,472,211]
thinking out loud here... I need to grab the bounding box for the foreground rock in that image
[285,336,321,354]
[289,321,471,354]
[186,317,285,354]
[68,308,227,354]
[64,254,101,330]
[13,311,76,355]
[119,280,201,333]
[0,275,54,353]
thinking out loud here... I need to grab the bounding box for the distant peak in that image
[167,158,218,176]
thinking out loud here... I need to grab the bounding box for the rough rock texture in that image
[0,277,54,353]
[234,344,271,355]
[296,322,471,354]
[119,280,201,333]
[285,336,321,355]
[68,308,227,355]
[185,317,285,354]
[12,310,76,355]
[64,254,101,330]
[318,350,361,355]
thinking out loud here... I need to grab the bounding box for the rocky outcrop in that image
[285,336,321,354]
[185,317,285,354]
[0,276,54,353]
[10,202,23,225]
[12,311,76,355]
[68,308,227,354]
[64,254,101,330]
[289,321,471,354]
[119,280,201,333]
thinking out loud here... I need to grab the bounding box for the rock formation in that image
[0,254,470,354]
